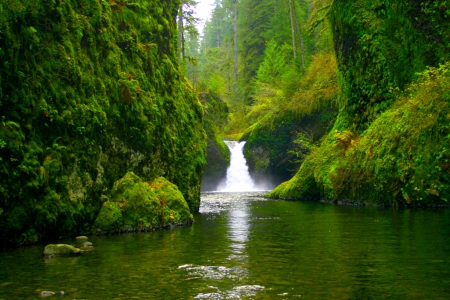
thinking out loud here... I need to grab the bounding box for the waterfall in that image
[218,141,256,192]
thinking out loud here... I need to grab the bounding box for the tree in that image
[178,0,200,62]
[238,0,274,103]
[256,40,286,84]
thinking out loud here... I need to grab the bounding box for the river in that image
[1,192,450,299]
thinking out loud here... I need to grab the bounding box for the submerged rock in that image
[40,291,55,297]
[43,244,80,256]
[40,291,64,297]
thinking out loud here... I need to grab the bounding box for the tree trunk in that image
[293,1,305,69]
[177,6,184,61]
[288,0,297,59]
[234,0,238,83]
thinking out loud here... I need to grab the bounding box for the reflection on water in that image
[1,192,450,299]
[227,201,249,255]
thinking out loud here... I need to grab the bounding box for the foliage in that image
[330,0,450,128]
[256,40,287,84]
[200,92,230,191]
[269,62,450,205]
[0,0,206,247]
[269,0,450,206]
[286,51,339,117]
[233,32,338,185]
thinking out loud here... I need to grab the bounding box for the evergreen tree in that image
[178,0,199,62]
[256,40,287,84]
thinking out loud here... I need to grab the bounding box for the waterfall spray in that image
[218,141,256,192]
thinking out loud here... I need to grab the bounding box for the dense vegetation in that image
[191,0,450,205]
[268,0,450,205]
[2,0,450,248]
[199,92,230,191]
[0,0,206,247]
[189,0,338,186]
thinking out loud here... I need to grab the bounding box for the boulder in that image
[95,172,194,233]
[43,244,80,256]
[95,201,123,233]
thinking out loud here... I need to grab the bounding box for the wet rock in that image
[75,236,88,241]
[43,244,80,256]
[40,291,55,296]
[194,292,221,299]
[83,241,93,247]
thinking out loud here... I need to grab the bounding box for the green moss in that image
[152,177,193,224]
[95,172,193,233]
[269,63,450,205]
[113,172,160,229]
[200,92,230,191]
[95,201,123,232]
[0,0,206,247]
[270,1,450,206]
[244,109,335,186]
[43,244,81,256]
[330,0,450,128]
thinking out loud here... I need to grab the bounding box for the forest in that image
[192,0,450,205]
[1,0,450,247]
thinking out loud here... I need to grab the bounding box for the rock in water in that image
[83,241,93,247]
[75,236,88,241]
[43,244,81,256]
[40,291,55,296]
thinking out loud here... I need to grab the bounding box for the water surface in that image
[1,192,450,299]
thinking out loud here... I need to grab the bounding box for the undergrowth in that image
[268,62,450,205]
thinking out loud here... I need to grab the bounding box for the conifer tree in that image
[256,40,286,84]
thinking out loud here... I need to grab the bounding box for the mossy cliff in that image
[330,0,450,128]
[243,110,335,188]
[269,1,450,205]
[242,52,339,188]
[199,92,230,191]
[0,0,206,246]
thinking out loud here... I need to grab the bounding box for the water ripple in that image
[178,264,248,280]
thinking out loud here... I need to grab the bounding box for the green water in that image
[1,192,450,299]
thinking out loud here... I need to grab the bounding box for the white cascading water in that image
[218,141,256,192]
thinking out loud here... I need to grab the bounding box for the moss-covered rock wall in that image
[199,92,230,191]
[331,0,450,128]
[0,0,206,246]
[269,0,450,206]
[243,110,333,188]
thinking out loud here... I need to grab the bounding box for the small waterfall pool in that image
[2,192,450,299]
